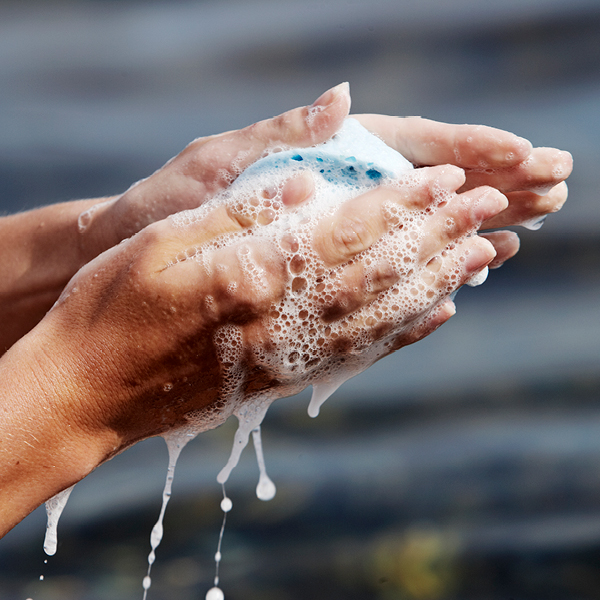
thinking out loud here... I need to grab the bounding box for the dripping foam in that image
[43,484,75,556]
[141,429,196,599]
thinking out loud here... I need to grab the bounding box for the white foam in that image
[172,118,486,473]
[206,586,225,600]
[465,266,489,287]
[208,484,231,598]
[169,118,500,597]
[141,429,196,600]
[520,215,547,231]
[217,399,274,485]
[252,427,276,501]
[308,379,346,418]
[43,484,75,556]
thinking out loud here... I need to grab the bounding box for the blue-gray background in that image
[1,1,599,598]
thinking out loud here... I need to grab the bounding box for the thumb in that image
[178,82,352,186]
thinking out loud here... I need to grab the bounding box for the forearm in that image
[0,322,119,538]
[0,197,117,352]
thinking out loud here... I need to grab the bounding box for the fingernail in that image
[465,239,496,273]
[311,82,350,108]
[559,150,573,163]
[474,188,508,221]
[514,136,533,156]
[557,150,574,174]
[440,298,456,318]
[435,165,465,191]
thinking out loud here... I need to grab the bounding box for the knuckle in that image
[135,220,167,251]
[212,242,286,320]
[367,262,399,293]
[253,109,306,146]
[274,109,306,141]
[225,203,255,228]
[190,154,231,187]
[321,264,369,322]
[330,216,372,259]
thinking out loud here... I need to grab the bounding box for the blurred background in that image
[1,0,599,598]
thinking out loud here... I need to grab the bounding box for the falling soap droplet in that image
[209,484,230,600]
[206,586,225,600]
[217,399,273,485]
[252,427,276,501]
[141,429,196,600]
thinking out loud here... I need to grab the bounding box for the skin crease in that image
[0,83,572,537]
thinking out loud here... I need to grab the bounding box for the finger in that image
[134,205,243,275]
[281,171,315,208]
[320,260,400,322]
[418,186,508,260]
[320,222,491,325]
[107,84,350,241]
[480,231,520,268]
[386,298,457,352]
[140,191,269,274]
[421,235,497,298]
[350,235,494,339]
[160,170,317,257]
[481,181,568,230]
[352,115,532,168]
[160,238,287,319]
[461,147,573,195]
[220,171,316,230]
[398,165,466,210]
[178,83,351,191]
[312,165,465,268]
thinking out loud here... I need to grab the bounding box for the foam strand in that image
[251,426,276,501]
[142,430,195,600]
[43,484,75,556]
[308,380,345,418]
[205,484,231,600]
[216,399,273,485]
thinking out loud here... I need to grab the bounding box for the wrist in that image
[0,321,122,535]
[0,197,118,352]
[76,195,122,264]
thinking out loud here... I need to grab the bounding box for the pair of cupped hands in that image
[3,83,571,522]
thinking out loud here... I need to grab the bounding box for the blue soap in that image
[236,118,413,191]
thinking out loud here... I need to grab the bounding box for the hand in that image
[353,114,572,232]
[25,164,509,453]
[81,91,573,265]
[78,83,352,262]
[0,85,569,537]
[0,83,352,352]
